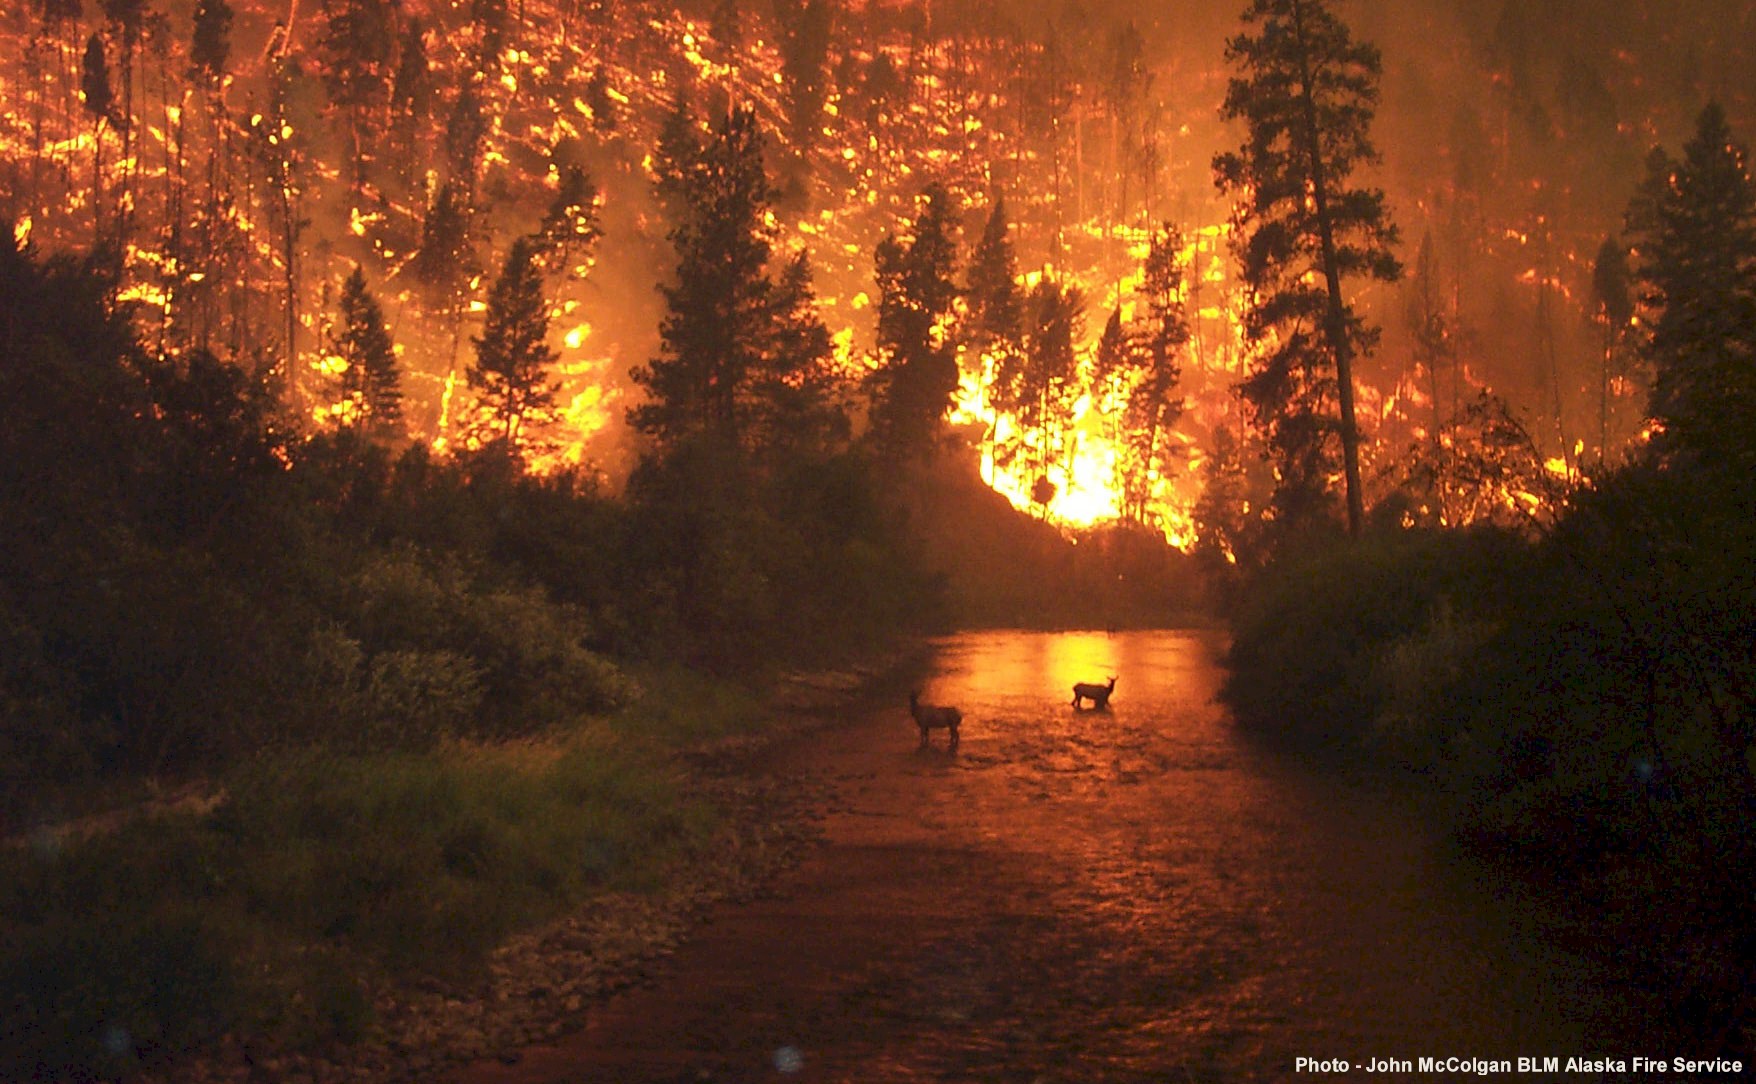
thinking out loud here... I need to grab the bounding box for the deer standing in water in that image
[1072,676,1116,709]
[908,691,962,750]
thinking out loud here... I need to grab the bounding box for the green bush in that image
[1367,599,1501,768]
[1222,527,1528,750]
[361,649,486,749]
[300,546,633,746]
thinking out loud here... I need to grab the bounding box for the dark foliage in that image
[468,236,561,452]
[1214,0,1401,538]
[868,182,962,462]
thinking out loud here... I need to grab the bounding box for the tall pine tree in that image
[963,197,1025,479]
[326,265,403,442]
[80,33,115,246]
[1589,233,1635,461]
[1624,102,1756,464]
[318,0,396,194]
[632,107,841,465]
[468,237,561,451]
[868,182,961,461]
[1214,0,1401,538]
[994,278,1085,511]
[1117,224,1189,525]
[533,165,603,285]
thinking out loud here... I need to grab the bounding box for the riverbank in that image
[2,649,925,1084]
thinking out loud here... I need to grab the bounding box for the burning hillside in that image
[2,0,1749,545]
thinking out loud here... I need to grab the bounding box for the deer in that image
[908,691,962,751]
[1072,676,1116,710]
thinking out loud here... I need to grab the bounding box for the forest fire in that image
[7,5,1756,1082]
[1,0,1740,547]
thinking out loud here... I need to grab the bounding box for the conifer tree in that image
[1094,306,1147,516]
[751,251,844,462]
[1214,0,1401,538]
[318,0,395,194]
[388,17,432,181]
[445,78,490,196]
[868,183,961,461]
[965,197,1024,362]
[180,0,233,352]
[651,90,701,220]
[1590,233,1635,461]
[584,67,617,133]
[1115,224,1189,523]
[1404,231,1454,450]
[189,0,232,83]
[994,278,1084,510]
[634,106,775,450]
[774,0,833,153]
[632,107,841,465]
[80,32,115,244]
[534,165,602,280]
[1624,102,1756,463]
[101,0,144,260]
[469,236,561,450]
[327,265,403,442]
[411,179,473,299]
[964,197,1024,474]
[1192,425,1253,573]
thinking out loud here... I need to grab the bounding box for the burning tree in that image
[468,236,561,454]
[316,0,396,197]
[79,31,117,247]
[996,277,1085,514]
[1114,224,1191,526]
[1214,0,1401,540]
[323,265,403,444]
[1588,233,1638,464]
[386,15,433,186]
[962,196,1025,477]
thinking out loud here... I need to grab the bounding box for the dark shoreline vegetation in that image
[1220,464,1756,1055]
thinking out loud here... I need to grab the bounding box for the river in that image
[452,629,1665,1083]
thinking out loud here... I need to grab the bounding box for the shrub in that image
[1367,600,1501,768]
[360,649,486,750]
[1222,527,1528,750]
[321,546,631,744]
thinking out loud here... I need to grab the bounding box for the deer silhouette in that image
[1072,676,1116,709]
[908,691,962,750]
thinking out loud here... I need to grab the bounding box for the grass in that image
[608,663,774,747]
[0,725,717,1081]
